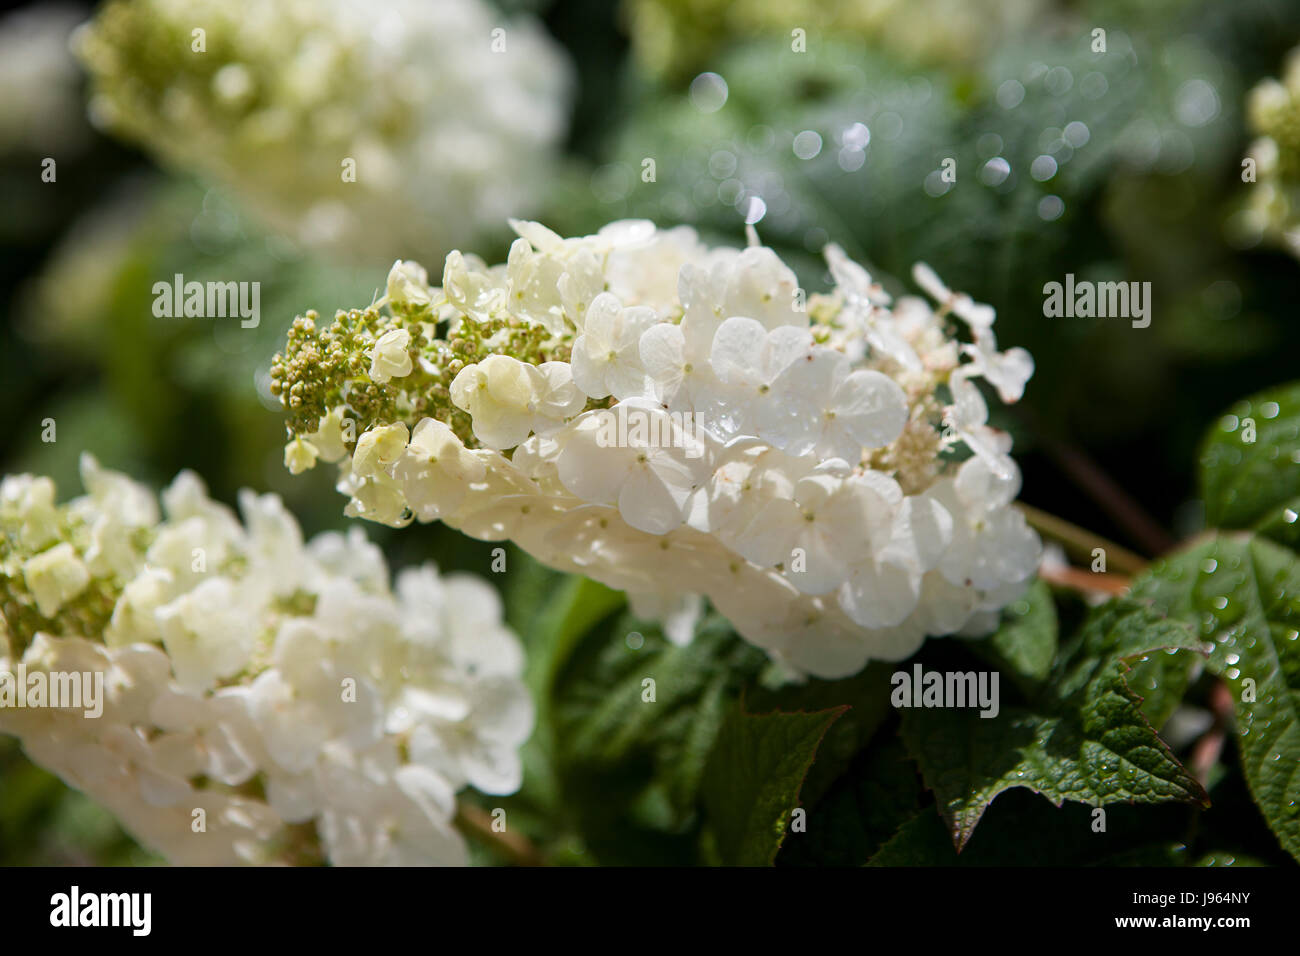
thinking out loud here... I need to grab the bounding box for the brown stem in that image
[1190,680,1234,787]
[1017,502,1149,576]
[1037,433,1176,557]
[1038,564,1132,597]
[454,801,545,867]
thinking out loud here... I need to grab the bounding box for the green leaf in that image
[702,704,845,866]
[1132,534,1300,863]
[1253,496,1300,551]
[550,612,767,864]
[973,578,1058,694]
[865,810,958,867]
[746,663,894,807]
[777,732,925,866]
[1200,381,1300,534]
[499,564,626,827]
[867,789,1203,867]
[520,572,627,698]
[901,600,1209,850]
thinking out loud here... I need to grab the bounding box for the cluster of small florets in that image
[72,0,571,259]
[0,456,531,865]
[1244,49,1300,255]
[273,219,1040,678]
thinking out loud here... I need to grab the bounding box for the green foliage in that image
[901,601,1208,850]
[1133,535,1300,863]
[701,705,844,865]
[527,587,768,864]
[975,578,1058,694]
[1122,380,1300,864]
[746,663,894,806]
[778,733,924,867]
[9,0,1300,870]
[1199,381,1300,541]
[867,792,1206,867]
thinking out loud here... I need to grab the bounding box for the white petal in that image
[839,559,921,628]
[833,369,908,449]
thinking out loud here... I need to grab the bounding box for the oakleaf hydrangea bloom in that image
[73,0,572,260]
[0,456,531,866]
[1244,49,1300,256]
[270,220,1040,679]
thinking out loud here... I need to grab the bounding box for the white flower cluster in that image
[277,220,1041,679]
[1244,48,1300,256]
[73,0,572,260]
[0,456,530,866]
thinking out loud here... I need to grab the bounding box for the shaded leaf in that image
[778,732,925,866]
[901,601,1208,850]
[702,704,845,866]
[747,663,894,807]
[868,789,1202,867]
[551,612,766,864]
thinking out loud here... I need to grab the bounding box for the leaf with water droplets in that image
[901,600,1209,850]
[1133,533,1300,863]
[1200,381,1300,542]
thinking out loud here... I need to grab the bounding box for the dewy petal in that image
[832,369,908,450]
[555,412,633,503]
[983,345,1034,404]
[584,292,622,346]
[757,349,841,455]
[569,341,606,398]
[824,242,874,297]
[639,322,686,402]
[788,526,853,595]
[508,218,565,252]
[839,559,922,629]
[726,246,803,329]
[725,496,802,567]
[984,508,1042,584]
[954,454,1021,512]
[948,368,989,430]
[618,462,687,534]
[471,408,535,451]
[864,318,922,371]
[710,315,767,384]
[881,494,954,572]
[534,361,585,420]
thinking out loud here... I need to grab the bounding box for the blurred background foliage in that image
[1,0,1299,864]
